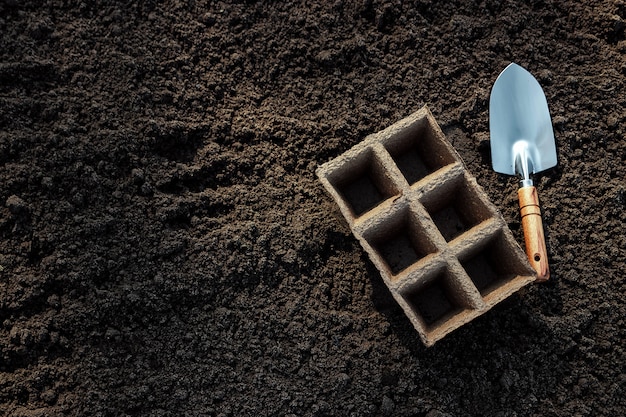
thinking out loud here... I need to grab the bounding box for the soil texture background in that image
[1,1,626,416]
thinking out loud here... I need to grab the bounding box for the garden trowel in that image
[489,63,557,282]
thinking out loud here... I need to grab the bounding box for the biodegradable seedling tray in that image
[317,106,537,346]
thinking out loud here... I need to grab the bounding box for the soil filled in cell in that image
[430,205,467,241]
[376,232,422,274]
[405,278,460,326]
[340,174,384,216]
[393,147,432,184]
[461,235,526,297]
[461,251,500,295]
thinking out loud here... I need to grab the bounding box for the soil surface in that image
[1,1,626,416]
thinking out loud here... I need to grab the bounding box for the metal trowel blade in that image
[489,63,557,177]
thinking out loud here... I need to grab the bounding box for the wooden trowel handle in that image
[518,186,550,282]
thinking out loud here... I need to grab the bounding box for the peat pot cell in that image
[402,269,469,328]
[383,118,457,185]
[421,175,492,242]
[365,208,437,275]
[460,232,531,298]
[329,149,400,217]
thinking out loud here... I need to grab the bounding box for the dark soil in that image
[1,1,626,416]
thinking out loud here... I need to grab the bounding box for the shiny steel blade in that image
[489,63,557,179]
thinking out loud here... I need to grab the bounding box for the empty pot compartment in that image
[382,118,458,185]
[401,267,474,330]
[326,147,400,217]
[459,231,532,298]
[421,175,493,242]
[363,206,437,276]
